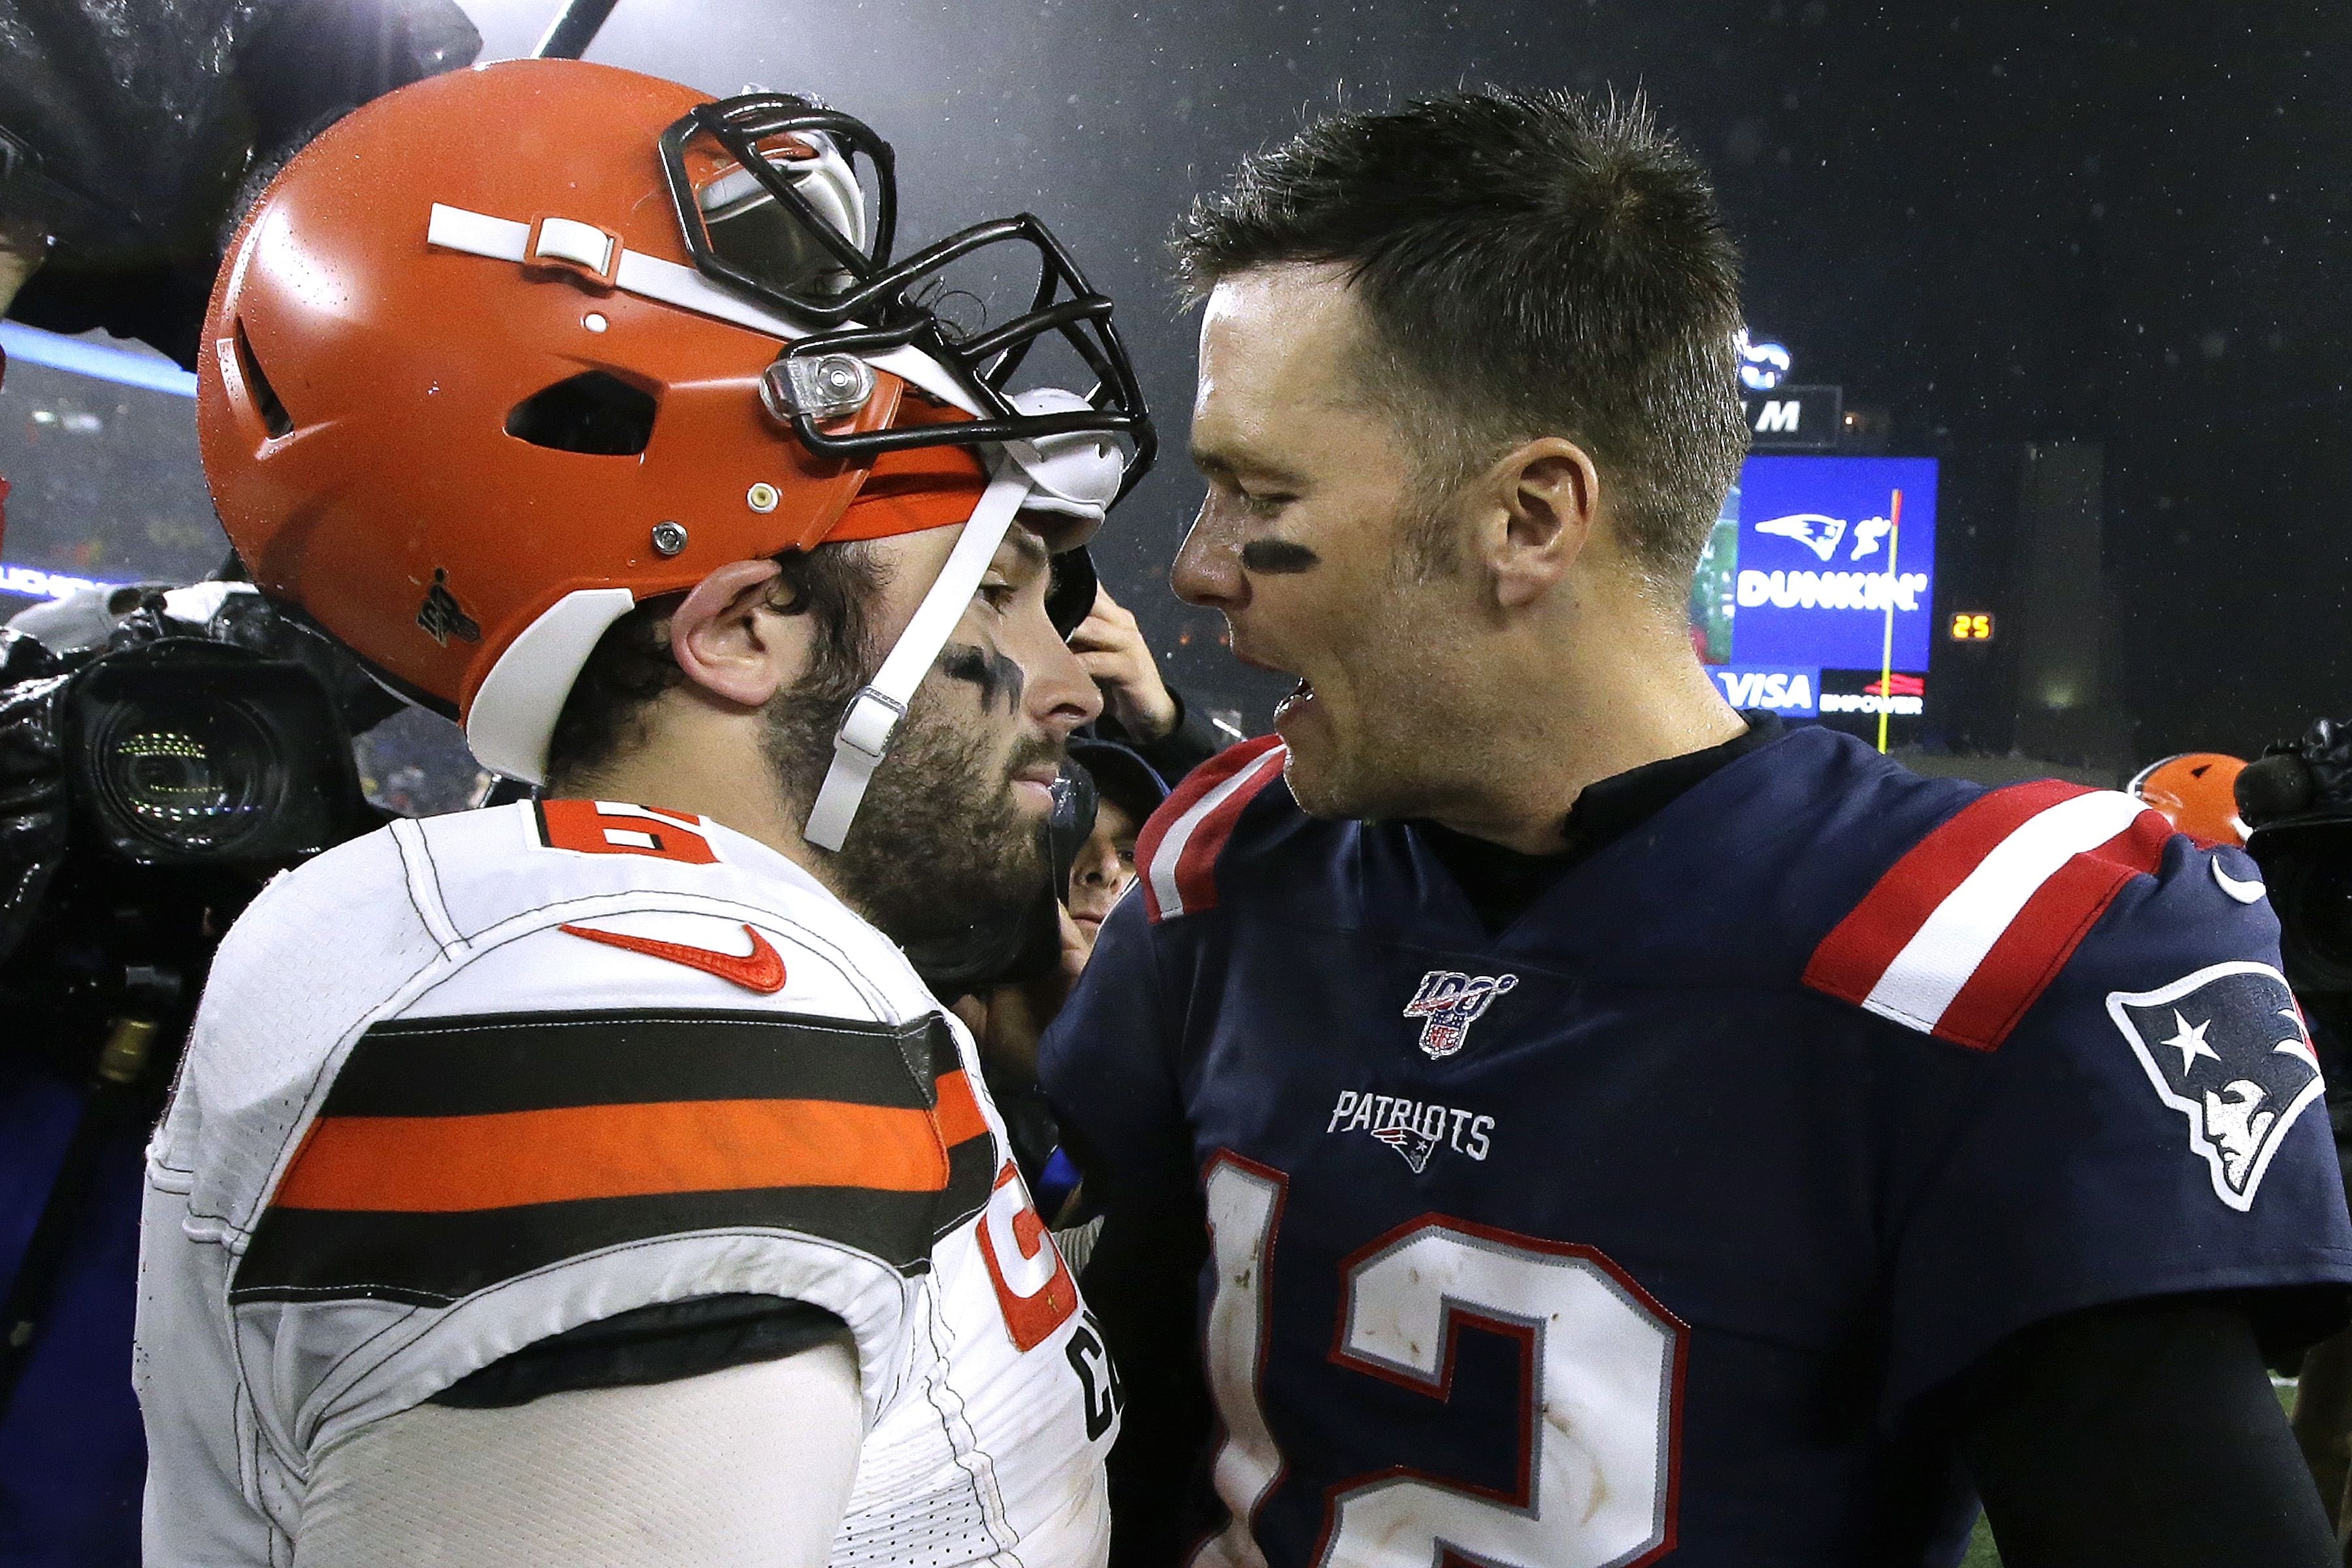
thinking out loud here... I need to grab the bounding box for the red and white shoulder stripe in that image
[1135,736,1288,923]
[1803,779,2176,1051]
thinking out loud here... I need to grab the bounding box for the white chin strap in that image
[802,387,1124,853]
[801,465,1034,852]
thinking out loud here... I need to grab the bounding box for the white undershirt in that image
[293,1339,862,1568]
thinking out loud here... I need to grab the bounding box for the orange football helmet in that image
[198,57,1149,817]
[2128,752,2249,846]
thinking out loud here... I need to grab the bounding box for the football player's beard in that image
[764,665,1051,953]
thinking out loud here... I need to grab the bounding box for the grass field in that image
[1959,1379,2300,1566]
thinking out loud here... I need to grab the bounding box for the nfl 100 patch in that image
[2106,961,2324,1212]
[1401,970,1518,1059]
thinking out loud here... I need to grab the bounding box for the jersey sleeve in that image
[225,914,989,1457]
[1878,832,2352,1411]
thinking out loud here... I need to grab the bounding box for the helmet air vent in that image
[502,372,658,457]
[233,321,294,440]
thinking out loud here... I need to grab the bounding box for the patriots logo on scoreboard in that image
[1401,970,1519,1059]
[2107,962,2324,1211]
[1754,512,1847,562]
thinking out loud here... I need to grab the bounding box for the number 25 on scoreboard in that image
[1948,611,1995,642]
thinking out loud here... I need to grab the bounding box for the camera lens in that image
[88,699,280,855]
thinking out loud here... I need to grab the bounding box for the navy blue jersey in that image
[1039,725,2352,1568]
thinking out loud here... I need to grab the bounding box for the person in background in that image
[967,738,1168,1221]
[997,739,1170,1242]
[1066,738,1169,951]
[947,602,1201,1161]
[2142,747,2352,1561]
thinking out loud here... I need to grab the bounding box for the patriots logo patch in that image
[1402,970,1518,1059]
[1370,1124,1439,1173]
[2107,962,2323,1211]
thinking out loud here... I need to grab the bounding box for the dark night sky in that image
[8,1,2347,764]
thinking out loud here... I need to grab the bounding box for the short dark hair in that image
[544,541,882,790]
[1173,90,1748,590]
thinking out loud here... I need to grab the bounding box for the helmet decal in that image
[415,572,482,648]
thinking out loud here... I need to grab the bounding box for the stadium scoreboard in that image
[1690,455,1940,723]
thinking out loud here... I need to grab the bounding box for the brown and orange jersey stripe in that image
[233,1008,996,1306]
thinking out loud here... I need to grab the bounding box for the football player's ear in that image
[670,559,810,709]
[1477,436,1599,611]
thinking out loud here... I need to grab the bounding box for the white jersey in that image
[136,798,1119,1567]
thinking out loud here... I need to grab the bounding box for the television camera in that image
[0,573,1101,1406]
[2240,717,2352,1009]
[0,583,387,1407]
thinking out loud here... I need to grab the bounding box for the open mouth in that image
[1233,639,1315,725]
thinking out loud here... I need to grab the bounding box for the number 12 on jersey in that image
[1193,1152,1686,1568]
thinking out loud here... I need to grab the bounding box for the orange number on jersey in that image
[975,1162,1079,1351]
[536,800,719,865]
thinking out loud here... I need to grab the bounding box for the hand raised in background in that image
[1069,583,1178,743]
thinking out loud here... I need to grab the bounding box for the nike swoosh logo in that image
[2212,859,2266,905]
[558,921,787,994]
